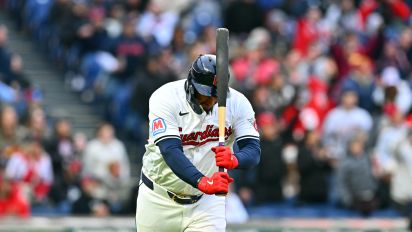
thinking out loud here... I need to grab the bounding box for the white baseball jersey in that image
[141,79,259,196]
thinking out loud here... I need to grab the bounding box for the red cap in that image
[257,112,276,127]
[307,77,327,93]
[383,103,399,117]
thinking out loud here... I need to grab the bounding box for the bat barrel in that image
[216,28,229,107]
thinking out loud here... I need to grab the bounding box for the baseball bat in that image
[216,28,229,173]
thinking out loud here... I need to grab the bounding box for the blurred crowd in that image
[0,0,412,224]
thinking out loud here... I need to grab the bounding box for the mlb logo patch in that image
[152,118,166,136]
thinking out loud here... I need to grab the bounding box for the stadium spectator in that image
[398,27,412,63]
[296,130,333,205]
[0,105,27,153]
[45,119,80,208]
[374,103,408,175]
[6,54,33,103]
[71,3,114,101]
[0,170,30,218]
[341,53,377,114]
[264,9,291,58]
[373,66,412,115]
[375,40,411,80]
[46,119,75,178]
[71,175,109,216]
[251,72,296,115]
[103,3,125,39]
[391,129,412,231]
[5,141,53,205]
[373,102,409,208]
[254,112,285,204]
[78,10,111,61]
[264,72,295,115]
[251,86,273,115]
[52,1,87,52]
[98,17,148,109]
[73,132,88,157]
[279,89,305,143]
[0,24,11,80]
[1,50,25,87]
[182,0,222,43]
[297,78,335,134]
[292,6,326,57]
[83,123,129,180]
[0,25,28,108]
[322,89,373,161]
[24,107,51,145]
[337,134,379,216]
[329,30,383,86]
[231,27,278,92]
[135,0,178,47]
[82,123,130,213]
[111,18,147,81]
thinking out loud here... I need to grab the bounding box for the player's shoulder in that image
[228,87,250,104]
[150,79,185,103]
[227,87,255,115]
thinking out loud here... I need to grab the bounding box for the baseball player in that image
[135,54,261,232]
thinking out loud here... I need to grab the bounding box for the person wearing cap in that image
[135,54,261,231]
[253,112,285,204]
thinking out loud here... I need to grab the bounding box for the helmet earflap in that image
[185,77,203,114]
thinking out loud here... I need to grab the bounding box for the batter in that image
[136,54,261,232]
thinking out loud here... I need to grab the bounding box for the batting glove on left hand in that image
[211,146,238,170]
[197,172,234,195]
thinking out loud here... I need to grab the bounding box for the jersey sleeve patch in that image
[248,118,258,131]
[152,118,167,136]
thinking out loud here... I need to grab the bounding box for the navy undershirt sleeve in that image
[157,138,204,188]
[235,138,261,169]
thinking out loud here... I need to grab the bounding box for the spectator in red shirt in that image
[293,7,321,57]
[231,28,279,92]
[0,164,30,218]
[5,141,53,203]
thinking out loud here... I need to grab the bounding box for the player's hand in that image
[211,146,238,170]
[197,172,234,195]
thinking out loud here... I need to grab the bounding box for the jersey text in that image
[179,125,233,146]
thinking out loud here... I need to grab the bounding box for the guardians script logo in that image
[179,125,233,146]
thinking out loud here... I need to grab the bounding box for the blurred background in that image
[0,0,412,231]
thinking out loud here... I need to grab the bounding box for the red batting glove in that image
[211,146,239,170]
[197,172,234,195]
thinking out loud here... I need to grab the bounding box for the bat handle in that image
[218,141,225,172]
[216,141,227,196]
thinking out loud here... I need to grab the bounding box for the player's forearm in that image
[157,138,204,188]
[235,138,261,168]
